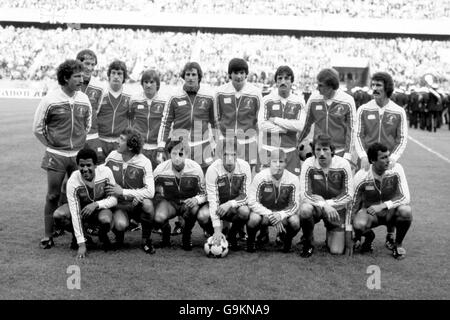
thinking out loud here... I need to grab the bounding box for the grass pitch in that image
[0,98,449,300]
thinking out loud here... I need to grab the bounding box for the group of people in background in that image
[32,49,412,261]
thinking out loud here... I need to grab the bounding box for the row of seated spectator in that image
[0,0,449,19]
[0,25,449,91]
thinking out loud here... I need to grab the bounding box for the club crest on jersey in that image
[198,99,208,110]
[386,114,397,125]
[153,104,163,113]
[329,172,341,183]
[127,167,139,180]
[89,90,97,100]
[285,104,295,115]
[333,104,345,116]
[243,98,253,110]
[76,105,87,117]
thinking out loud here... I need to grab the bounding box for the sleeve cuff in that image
[325,199,335,207]
[343,152,352,161]
[157,141,166,149]
[385,201,393,210]
[195,195,205,205]
[228,200,238,208]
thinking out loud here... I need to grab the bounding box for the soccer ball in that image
[298,139,313,161]
[204,236,229,258]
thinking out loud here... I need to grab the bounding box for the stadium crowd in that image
[1,26,449,91]
[1,0,449,19]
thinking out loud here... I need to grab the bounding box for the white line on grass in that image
[408,136,450,164]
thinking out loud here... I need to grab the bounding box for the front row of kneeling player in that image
[54,129,412,260]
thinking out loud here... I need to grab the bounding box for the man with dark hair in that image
[352,142,412,260]
[198,138,252,251]
[246,149,301,253]
[33,59,92,249]
[152,138,207,251]
[104,128,155,254]
[259,65,306,176]
[299,134,353,258]
[157,61,217,172]
[356,71,408,171]
[130,69,168,170]
[54,148,118,258]
[76,49,106,162]
[298,68,356,166]
[97,60,132,160]
[215,58,262,173]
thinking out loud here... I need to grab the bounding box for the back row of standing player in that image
[32,49,409,258]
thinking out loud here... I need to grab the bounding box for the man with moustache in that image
[259,65,306,176]
[246,149,301,253]
[352,143,412,259]
[355,72,408,250]
[299,134,353,258]
[54,148,118,258]
[197,138,252,251]
[33,59,92,249]
[97,60,132,160]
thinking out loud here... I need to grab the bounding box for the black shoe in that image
[70,236,78,250]
[101,239,113,252]
[52,228,65,238]
[172,221,183,236]
[392,245,406,260]
[228,238,240,251]
[237,229,248,242]
[246,242,256,253]
[141,239,156,254]
[300,243,314,258]
[256,232,269,247]
[361,230,375,253]
[282,238,292,253]
[276,232,286,246]
[40,237,54,249]
[385,234,395,250]
[182,235,193,251]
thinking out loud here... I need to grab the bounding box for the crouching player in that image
[104,128,155,254]
[153,138,207,251]
[351,142,412,259]
[299,134,353,257]
[246,149,301,253]
[198,138,252,251]
[54,148,118,259]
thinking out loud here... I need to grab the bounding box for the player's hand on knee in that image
[361,157,370,171]
[218,202,232,217]
[184,197,198,209]
[77,243,87,259]
[268,212,281,225]
[324,205,339,222]
[81,202,98,218]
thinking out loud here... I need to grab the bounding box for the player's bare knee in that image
[288,215,300,231]
[396,205,412,221]
[247,212,261,229]
[98,214,112,226]
[197,206,210,224]
[142,199,154,214]
[299,203,313,219]
[236,205,250,221]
